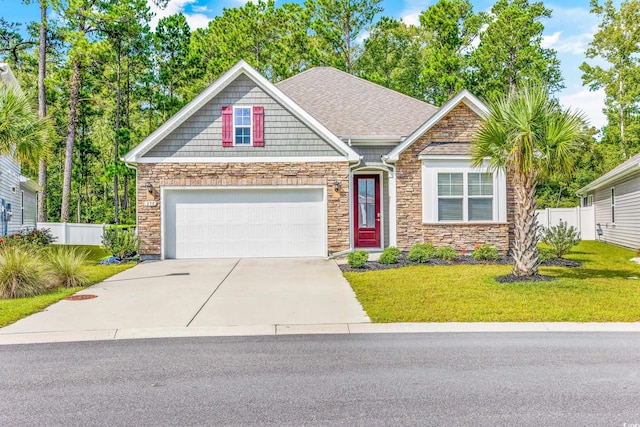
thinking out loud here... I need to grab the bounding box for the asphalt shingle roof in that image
[420,142,473,156]
[276,67,438,139]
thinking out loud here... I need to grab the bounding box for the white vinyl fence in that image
[536,206,595,240]
[37,222,105,245]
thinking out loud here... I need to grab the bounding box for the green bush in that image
[348,250,369,268]
[541,220,581,258]
[0,228,55,250]
[408,243,437,263]
[472,244,499,261]
[102,227,138,259]
[0,247,47,299]
[379,247,402,265]
[46,246,91,288]
[435,246,458,261]
[538,247,556,262]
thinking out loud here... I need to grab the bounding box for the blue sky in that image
[1,0,614,128]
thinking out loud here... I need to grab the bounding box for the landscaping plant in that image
[0,247,47,299]
[46,246,91,288]
[472,244,499,261]
[348,250,369,268]
[408,243,437,263]
[102,227,138,259]
[541,220,581,258]
[379,247,402,265]
[435,246,458,261]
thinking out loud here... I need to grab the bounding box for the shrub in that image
[0,228,55,251]
[0,247,47,299]
[472,244,499,261]
[102,227,138,259]
[541,220,581,258]
[46,246,91,288]
[348,250,369,268]
[435,246,458,261]
[408,243,437,263]
[538,247,556,262]
[379,247,402,265]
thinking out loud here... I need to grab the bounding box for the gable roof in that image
[385,90,489,162]
[123,61,360,163]
[276,67,438,141]
[577,152,640,195]
[420,142,472,156]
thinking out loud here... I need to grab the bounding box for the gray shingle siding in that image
[0,156,34,236]
[352,145,396,165]
[592,171,640,249]
[144,74,343,158]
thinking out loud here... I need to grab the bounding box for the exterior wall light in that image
[146,182,153,194]
[333,180,341,192]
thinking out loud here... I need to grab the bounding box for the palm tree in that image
[472,85,587,277]
[0,84,47,166]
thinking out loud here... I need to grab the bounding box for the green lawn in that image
[345,241,640,322]
[0,245,135,328]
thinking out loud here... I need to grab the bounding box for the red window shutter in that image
[222,106,233,147]
[253,106,264,147]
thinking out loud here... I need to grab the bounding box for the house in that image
[124,60,513,260]
[0,63,40,237]
[577,153,640,250]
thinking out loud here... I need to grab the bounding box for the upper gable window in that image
[234,107,252,145]
[222,105,264,147]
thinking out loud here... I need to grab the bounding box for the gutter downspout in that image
[381,155,397,247]
[329,155,362,259]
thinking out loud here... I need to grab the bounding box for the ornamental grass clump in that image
[0,247,47,299]
[379,247,402,265]
[541,220,581,258]
[46,246,91,288]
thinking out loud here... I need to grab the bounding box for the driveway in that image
[0,258,369,335]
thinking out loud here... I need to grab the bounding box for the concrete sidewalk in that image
[2,322,640,345]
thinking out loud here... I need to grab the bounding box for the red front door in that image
[354,175,381,248]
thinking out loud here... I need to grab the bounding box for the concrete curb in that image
[2,322,640,345]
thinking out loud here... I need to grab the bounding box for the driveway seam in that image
[186,259,241,327]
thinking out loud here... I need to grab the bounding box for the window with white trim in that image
[437,172,493,221]
[611,187,615,223]
[234,107,251,145]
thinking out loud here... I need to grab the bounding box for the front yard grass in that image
[0,245,135,328]
[345,241,640,322]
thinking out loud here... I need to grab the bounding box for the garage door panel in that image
[165,188,326,259]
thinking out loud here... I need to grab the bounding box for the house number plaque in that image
[143,201,157,207]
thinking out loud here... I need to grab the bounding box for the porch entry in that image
[354,174,381,248]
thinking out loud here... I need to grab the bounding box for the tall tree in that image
[470,0,562,99]
[356,17,423,98]
[418,0,483,105]
[306,0,382,73]
[580,0,640,160]
[154,13,190,118]
[0,19,35,64]
[472,86,587,277]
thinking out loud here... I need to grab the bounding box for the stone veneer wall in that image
[137,162,351,258]
[395,103,515,253]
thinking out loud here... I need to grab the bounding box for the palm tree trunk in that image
[61,59,81,222]
[37,0,47,222]
[511,170,539,276]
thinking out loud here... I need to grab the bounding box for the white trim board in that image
[386,90,489,162]
[133,156,349,164]
[123,60,359,163]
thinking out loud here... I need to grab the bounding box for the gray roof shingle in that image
[277,67,438,139]
[420,142,473,156]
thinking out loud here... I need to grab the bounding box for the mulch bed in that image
[339,254,581,273]
[495,274,556,283]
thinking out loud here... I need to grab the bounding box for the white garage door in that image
[164,188,326,259]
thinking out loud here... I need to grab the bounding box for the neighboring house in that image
[124,60,513,259]
[577,153,640,250]
[0,63,40,237]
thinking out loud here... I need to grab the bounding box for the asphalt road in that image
[1,332,640,426]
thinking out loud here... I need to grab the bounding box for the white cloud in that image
[559,88,607,130]
[401,11,420,26]
[542,31,593,55]
[192,5,210,13]
[147,0,213,30]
